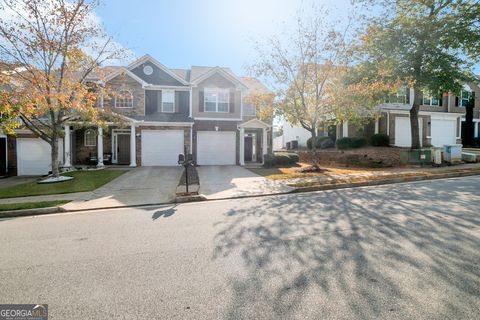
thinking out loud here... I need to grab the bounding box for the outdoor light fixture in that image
[215,126,219,131]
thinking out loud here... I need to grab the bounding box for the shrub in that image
[369,133,390,147]
[336,137,368,150]
[474,137,480,147]
[263,152,299,167]
[306,136,335,149]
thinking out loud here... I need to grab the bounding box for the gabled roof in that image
[127,54,189,86]
[238,118,271,129]
[190,66,247,89]
[104,67,149,87]
[240,76,271,94]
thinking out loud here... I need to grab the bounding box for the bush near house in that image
[307,136,335,149]
[370,134,390,147]
[264,152,299,167]
[336,137,368,150]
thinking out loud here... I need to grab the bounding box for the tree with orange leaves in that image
[0,0,126,177]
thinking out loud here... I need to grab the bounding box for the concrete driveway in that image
[197,166,293,199]
[63,167,182,210]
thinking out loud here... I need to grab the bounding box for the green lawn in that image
[0,200,70,211]
[0,170,127,199]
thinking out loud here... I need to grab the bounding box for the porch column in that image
[130,124,136,167]
[343,121,349,137]
[375,118,379,134]
[262,127,268,164]
[239,127,245,166]
[97,127,104,167]
[64,125,71,167]
[475,122,479,138]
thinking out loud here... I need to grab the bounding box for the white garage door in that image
[431,118,457,147]
[395,117,423,147]
[17,138,63,176]
[197,131,236,165]
[141,130,184,166]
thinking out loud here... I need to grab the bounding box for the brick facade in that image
[104,74,145,117]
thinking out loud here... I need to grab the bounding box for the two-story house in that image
[337,83,480,147]
[3,55,272,176]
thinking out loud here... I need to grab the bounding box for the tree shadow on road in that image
[213,177,480,319]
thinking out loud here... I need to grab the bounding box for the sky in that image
[96,0,354,75]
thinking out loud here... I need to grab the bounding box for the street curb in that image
[1,170,479,219]
[0,206,65,218]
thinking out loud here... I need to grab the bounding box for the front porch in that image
[238,119,271,166]
[64,123,137,168]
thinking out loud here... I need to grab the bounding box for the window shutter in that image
[229,90,235,113]
[439,93,443,106]
[199,90,204,112]
[405,88,410,104]
[455,96,459,107]
[175,91,180,113]
[157,90,162,112]
[418,91,424,105]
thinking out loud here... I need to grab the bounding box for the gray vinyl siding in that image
[192,73,242,119]
[131,62,185,86]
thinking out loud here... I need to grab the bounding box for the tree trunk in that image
[50,126,60,177]
[410,88,422,149]
[310,128,319,167]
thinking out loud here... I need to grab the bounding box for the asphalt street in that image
[0,176,479,319]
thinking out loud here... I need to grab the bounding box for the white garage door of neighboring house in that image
[197,131,236,165]
[141,130,184,166]
[17,138,63,176]
[430,118,457,147]
[395,117,423,147]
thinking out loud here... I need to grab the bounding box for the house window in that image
[84,129,97,147]
[115,89,133,108]
[162,90,175,113]
[204,88,230,112]
[243,104,256,116]
[386,87,408,104]
[422,91,441,106]
[460,90,471,107]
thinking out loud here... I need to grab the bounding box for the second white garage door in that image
[197,131,236,165]
[141,130,184,166]
[430,118,457,147]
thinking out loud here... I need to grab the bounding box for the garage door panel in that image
[395,117,422,147]
[17,138,63,176]
[197,132,236,165]
[431,119,457,147]
[141,130,184,166]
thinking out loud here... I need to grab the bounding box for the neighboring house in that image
[273,121,312,150]
[338,83,480,147]
[3,55,272,176]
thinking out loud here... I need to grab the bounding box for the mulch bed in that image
[178,166,199,186]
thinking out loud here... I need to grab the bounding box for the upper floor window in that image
[84,129,96,147]
[162,90,175,113]
[460,90,471,107]
[423,91,441,106]
[115,89,133,108]
[205,88,229,112]
[386,87,408,104]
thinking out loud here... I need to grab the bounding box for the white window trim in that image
[459,90,471,108]
[422,91,441,106]
[115,89,133,108]
[162,90,175,113]
[204,88,230,113]
[84,129,97,147]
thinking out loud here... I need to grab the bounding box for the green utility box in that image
[399,149,432,165]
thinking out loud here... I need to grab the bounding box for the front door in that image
[117,134,131,165]
[0,138,6,176]
[244,136,253,162]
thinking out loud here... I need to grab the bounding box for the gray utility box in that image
[443,144,463,163]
